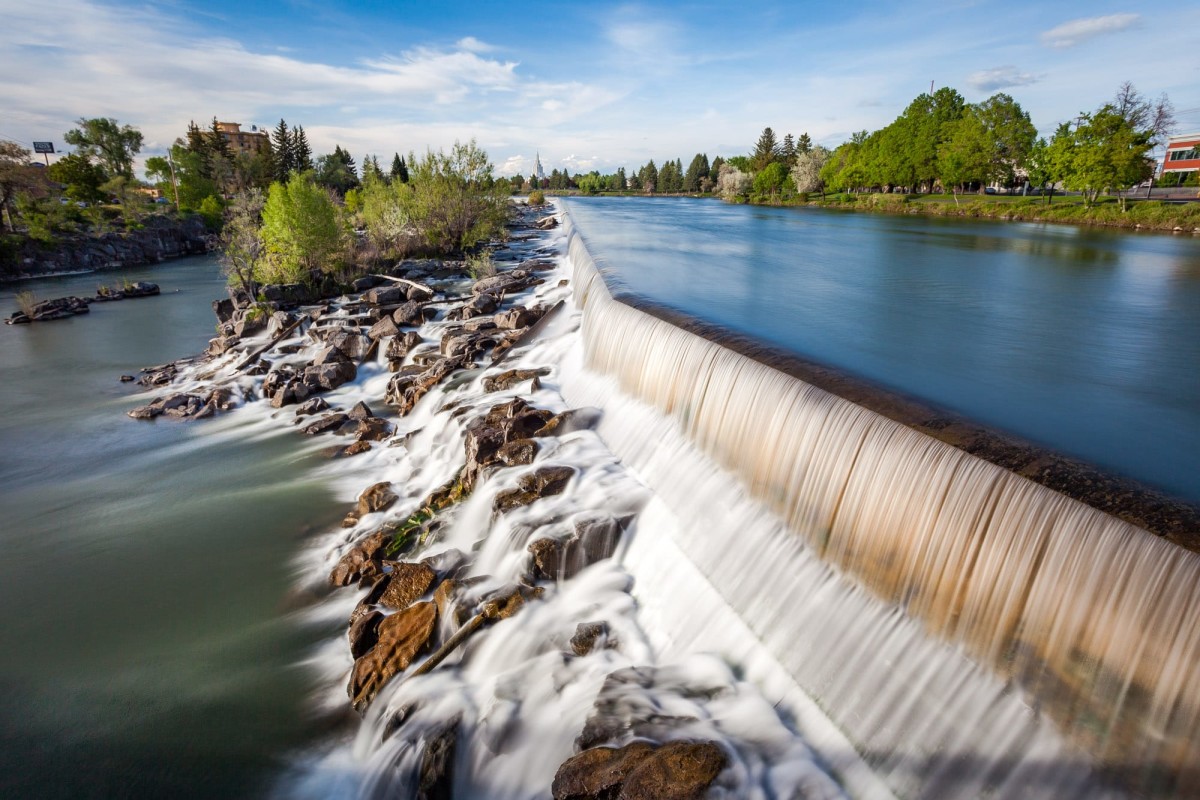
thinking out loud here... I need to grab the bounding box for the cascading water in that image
[561,211,1200,798]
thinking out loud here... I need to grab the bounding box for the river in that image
[0,257,340,798]
[563,196,1200,504]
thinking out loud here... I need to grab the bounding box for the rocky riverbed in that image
[123,203,845,799]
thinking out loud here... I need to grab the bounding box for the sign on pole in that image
[32,142,54,153]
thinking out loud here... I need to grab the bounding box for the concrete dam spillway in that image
[560,208,1200,797]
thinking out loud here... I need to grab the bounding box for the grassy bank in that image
[798,192,1200,232]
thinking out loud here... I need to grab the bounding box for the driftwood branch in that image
[369,274,435,297]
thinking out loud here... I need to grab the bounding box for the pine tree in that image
[391,153,409,183]
[684,153,709,192]
[186,120,207,155]
[291,126,312,172]
[209,117,233,160]
[752,127,781,171]
[782,134,796,167]
[640,160,658,193]
[271,119,292,182]
[797,132,812,154]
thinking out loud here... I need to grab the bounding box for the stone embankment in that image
[122,205,743,798]
[3,215,210,280]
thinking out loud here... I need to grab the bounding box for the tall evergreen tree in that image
[640,160,658,193]
[391,153,409,183]
[752,127,781,171]
[782,134,796,166]
[797,132,813,154]
[291,126,312,173]
[271,119,292,182]
[209,117,233,160]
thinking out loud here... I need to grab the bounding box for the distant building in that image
[534,151,546,182]
[1162,132,1200,179]
[215,122,270,156]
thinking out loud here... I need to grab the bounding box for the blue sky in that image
[3,0,1198,177]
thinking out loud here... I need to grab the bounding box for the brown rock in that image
[618,741,727,800]
[493,465,574,513]
[329,530,391,586]
[416,718,458,800]
[368,315,400,340]
[348,600,438,710]
[343,481,398,526]
[302,412,349,435]
[497,438,538,467]
[483,368,551,392]
[551,742,657,800]
[571,621,611,657]
[378,562,437,610]
[348,609,383,658]
[294,397,331,417]
[354,416,392,442]
[392,301,431,327]
[335,440,373,458]
[304,360,357,391]
[347,401,375,420]
[385,330,423,364]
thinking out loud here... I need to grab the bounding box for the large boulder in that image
[392,301,434,327]
[493,465,575,513]
[348,601,438,711]
[378,562,437,610]
[551,743,657,800]
[303,360,357,392]
[343,481,398,526]
[329,530,391,587]
[363,285,408,306]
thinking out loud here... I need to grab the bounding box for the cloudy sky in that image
[3,0,1198,178]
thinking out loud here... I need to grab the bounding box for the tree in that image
[397,139,510,254]
[314,145,359,195]
[219,188,265,298]
[271,119,292,182]
[639,160,658,193]
[791,145,830,195]
[1062,105,1154,210]
[1,142,45,232]
[781,134,796,167]
[48,152,107,204]
[1112,81,1175,145]
[752,127,780,171]
[684,153,709,192]
[974,93,1037,186]
[208,117,233,161]
[63,117,144,179]
[259,173,344,282]
[291,126,313,173]
[937,110,992,203]
[391,153,409,183]
[716,163,750,198]
[752,161,789,198]
[796,132,812,154]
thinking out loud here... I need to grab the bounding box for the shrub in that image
[527,189,546,205]
[16,290,37,316]
[197,194,224,230]
[465,249,497,280]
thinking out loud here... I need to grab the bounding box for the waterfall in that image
[562,211,1200,798]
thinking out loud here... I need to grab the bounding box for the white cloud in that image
[1040,13,1140,48]
[968,66,1042,92]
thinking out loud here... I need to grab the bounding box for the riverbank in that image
[0,214,211,281]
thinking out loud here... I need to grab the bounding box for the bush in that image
[198,194,224,230]
[15,290,37,316]
[527,189,546,205]
[258,174,345,284]
[465,249,497,279]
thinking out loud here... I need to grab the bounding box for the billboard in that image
[32,142,55,154]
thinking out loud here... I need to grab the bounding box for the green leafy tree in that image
[48,152,107,204]
[314,145,359,195]
[63,117,144,179]
[259,173,344,282]
[974,93,1037,186]
[752,161,789,198]
[608,167,627,192]
[1062,106,1154,210]
[937,109,992,203]
[395,139,510,253]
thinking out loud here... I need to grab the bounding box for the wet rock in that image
[494,465,575,513]
[302,412,348,436]
[433,578,462,625]
[261,366,297,398]
[495,304,546,331]
[138,362,178,387]
[119,374,135,382]
[551,742,657,800]
[303,360,357,392]
[267,310,296,337]
[353,275,383,292]
[353,416,393,442]
[448,292,498,320]
[497,438,538,467]
[571,622,611,657]
[415,717,458,800]
[349,600,438,711]
[392,301,433,327]
[348,609,383,658]
[312,345,351,366]
[347,401,374,420]
[294,397,331,417]
[526,519,626,583]
[329,530,391,587]
[212,297,236,324]
[335,440,374,458]
[386,331,423,366]
[618,741,727,800]
[363,285,408,306]
[378,562,437,610]
[483,368,550,392]
[385,356,464,415]
[315,329,370,360]
[440,330,496,361]
[343,480,398,526]
[536,408,603,437]
[368,315,400,340]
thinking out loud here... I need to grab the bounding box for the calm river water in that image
[0,257,340,798]
[564,197,1200,504]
